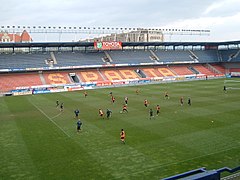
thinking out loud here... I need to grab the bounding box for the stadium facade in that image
[0,40,240,95]
[87,29,164,42]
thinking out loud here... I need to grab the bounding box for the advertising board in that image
[94,41,122,50]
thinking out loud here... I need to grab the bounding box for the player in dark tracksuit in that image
[188,97,191,106]
[149,109,154,119]
[124,97,128,105]
[56,100,59,107]
[106,109,112,119]
[60,103,64,111]
[74,109,80,118]
[77,119,82,132]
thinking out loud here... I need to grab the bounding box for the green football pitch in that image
[0,78,239,179]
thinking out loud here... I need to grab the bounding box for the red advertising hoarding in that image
[94,41,122,50]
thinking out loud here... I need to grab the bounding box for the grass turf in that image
[0,78,239,179]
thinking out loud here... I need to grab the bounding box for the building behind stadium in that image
[88,29,164,42]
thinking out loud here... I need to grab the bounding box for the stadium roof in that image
[0,40,239,48]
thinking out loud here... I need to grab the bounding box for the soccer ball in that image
[120,111,123,114]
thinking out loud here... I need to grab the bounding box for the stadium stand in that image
[54,51,106,66]
[0,49,238,70]
[191,64,216,75]
[168,65,195,75]
[2,41,240,93]
[42,72,72,85]
[188,66,200,74]
[108,50,152,64]
[229,68,240,72]
[192,50,219,62]
[154,50,193,63]
[222,172,240,180]
[209,63,226,74]
[141,67,165,78]
[118,69,141,79]
[0,52,50,69]
[219,49,240,62]
[155,67,176,77]
[0,73,43,91]
[163,166,240,180]
[134,69,146,78]
[77,70,105,82]
[99,69,140,81]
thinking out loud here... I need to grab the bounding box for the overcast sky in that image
[1,0,240,42]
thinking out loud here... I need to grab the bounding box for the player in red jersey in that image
[156,105,160,116]
[111,96,115,104]
[180,97,184,106]
[98,109,104,119]
[122,104,128,113]
[144,99,148,108]
[84,91,88,98]
[120,129,126,144]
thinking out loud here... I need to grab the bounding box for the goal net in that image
[224,80,240,90]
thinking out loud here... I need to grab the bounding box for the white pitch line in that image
[51,112,63,120]
[126,144,240,177]
[29,99,70,138]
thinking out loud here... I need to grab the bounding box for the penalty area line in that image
[28,99,70,138]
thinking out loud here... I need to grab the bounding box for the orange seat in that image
[0,73,42,91]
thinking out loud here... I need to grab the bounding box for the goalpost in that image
[224,80,240,90]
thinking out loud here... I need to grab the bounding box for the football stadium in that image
[0,25,240,180]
